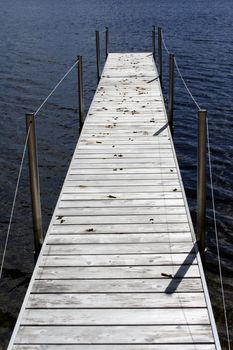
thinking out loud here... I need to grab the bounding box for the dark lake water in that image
[0,0,232,348]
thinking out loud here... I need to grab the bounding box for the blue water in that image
[0,0,232,348]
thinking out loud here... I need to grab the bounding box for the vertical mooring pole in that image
[96,30,101,82]
[152,25,156,60]
[168,53,174,136]
[105,27,109,60]
[158,27,163,88]
[77,55,84,131]
[25,113,43,262]
[197,109,207,262]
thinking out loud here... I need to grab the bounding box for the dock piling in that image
[158,27,163,88]
[168,53,174,136]
[105,27,109,60]
[152,25,156,60]
[197,109,207,262]
[77,55,84,131]
[96,30,101,82]
[25,113,43,261]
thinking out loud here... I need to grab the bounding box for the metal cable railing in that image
[161,32,201,110]
[160,29,231,350]
[0,25,109,277]
[0,58,80,279]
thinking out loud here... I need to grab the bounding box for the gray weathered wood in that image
[12,345,217,350]
[71,159,175,165]
[69,167,177,174]
[59,198,185,208]
[43,242,194,255]
[52,214,188,225]
[61,192,183,201]
[21,308,209,325]
[65,179,180,186]
[55,206,186,216]
[50,222,191,234]
[36,265,200,279]
[62,185,182,193]
[47,232,192,244]
[27,292,206,308]
[67,174,178,180]
[14,325,214,344]
[40,253,197,267]
[31,278,203,293]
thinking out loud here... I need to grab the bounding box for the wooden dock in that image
[8,52,221,349]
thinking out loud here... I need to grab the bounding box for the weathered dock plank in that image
[7,52,220,349]
[14,325,214,344]
[31,278,204,293]
[27,292,206,308]
[46,232,193,243]
[12,346,217,350]
[21,308,210,325]
[43,242,194,254]
[40,253,198,267]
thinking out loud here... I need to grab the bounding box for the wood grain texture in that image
[43,242,194,255]
[31,278,204,293]
[50,222,190,234]
[58,198,185,208]
[12,345,216,350]
[36,265,200,279]
[55,206,186,216]
[27,292,206,308]
[51,214,188,225]
[46,232,192,244]
[14,325,214,344]
[40,253,197,267]
[61,192,184,201]
[21,308,210,325]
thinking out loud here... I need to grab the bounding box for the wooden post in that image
[25,113,43,262]
[105,27,109,60]
[197,109,207,262]
[158,27,163,88]
[168,53,174,136]
[77,55,84,131]
[96,30,101,82]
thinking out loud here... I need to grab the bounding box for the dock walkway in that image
[8,52,220,349]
